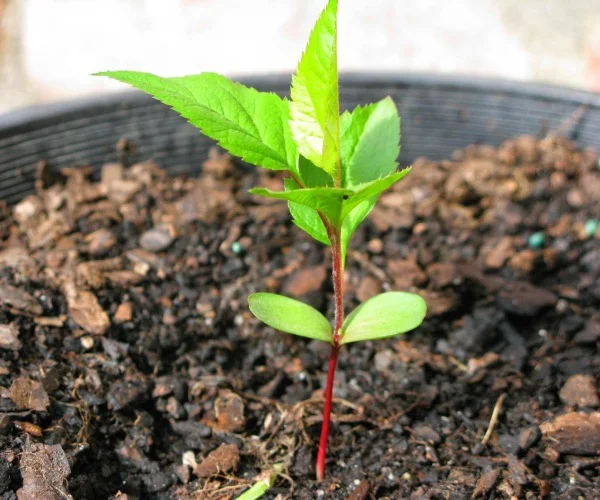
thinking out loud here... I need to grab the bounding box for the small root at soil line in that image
[481,392,507,445]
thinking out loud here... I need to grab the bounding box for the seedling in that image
[96,0,426,482]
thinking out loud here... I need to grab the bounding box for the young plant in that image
[96,0,426,482]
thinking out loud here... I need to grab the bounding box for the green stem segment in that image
[316,228,344,481]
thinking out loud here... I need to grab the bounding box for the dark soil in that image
[0,135,599,499]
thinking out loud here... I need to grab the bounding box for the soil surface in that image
[0,136,599,499]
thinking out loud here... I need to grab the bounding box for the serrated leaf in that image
[341,97,401,186]
[248,293,332,343]
[285,178,331,245]
[251,168,411,228]
[339,169,411,221]
[340,292,427,345]
[95,71,297,173]
[251,185,349,226]
[289,0,340,180]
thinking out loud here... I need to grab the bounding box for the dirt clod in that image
[345,479,370,500]
[9,378,50,412]
[356,276,381,302]
[114,302,133,323]
[0,323,21,351]
[106,372,150,411]
[518,426,541,452]
[140,225,175,252]
[484,236,514,270]
[16,442,72,500]
[193,444,240,478]
[387,259,427,289]
[574,318,600,344]
[64,283,110,335]
[472,469,501,498]
[540,412,600,455]
[86,228,117,257]
[212,391,245,432]
[412,425,441,444]
[559,374,600,408]
[496,281,557,316]
[0,283,42,316]
[283,265,326,298]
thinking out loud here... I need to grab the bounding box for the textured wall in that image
[1,0,599,114]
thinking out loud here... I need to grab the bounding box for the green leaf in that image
[95,71,297,173]
[341,292,427,345]
[251,168,410,227]
[298,155,333,188]
[341,97,401,186]
[289,0,340,180]
[339,152,406,259]
[339,169,411,221]
[251,185,350,226]
[340,197,377,263]
[248,293,332,343]
[285,178,331,246]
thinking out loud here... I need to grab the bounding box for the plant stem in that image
[330,230,344,345]
[316,229,344,482]
[316,344,339,482]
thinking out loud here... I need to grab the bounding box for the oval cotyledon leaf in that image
[340,292,427,345]
[248,293,333,343]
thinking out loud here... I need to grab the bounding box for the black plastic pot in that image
[1,73,599,205]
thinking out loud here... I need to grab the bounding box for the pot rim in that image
[1,72,599,138]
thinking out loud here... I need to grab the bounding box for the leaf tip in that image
[382,95,399,110]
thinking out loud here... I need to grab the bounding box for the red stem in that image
[316,228,344,481]
[316,344,339,481]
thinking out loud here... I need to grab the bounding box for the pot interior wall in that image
[1,74,599,205]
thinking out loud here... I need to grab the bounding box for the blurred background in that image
[1,0,599,114]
